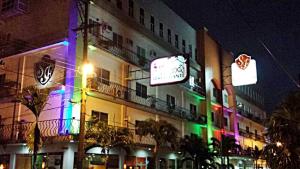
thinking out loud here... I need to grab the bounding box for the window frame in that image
[136,82,147,98]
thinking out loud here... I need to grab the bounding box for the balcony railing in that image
[0,39,32,58]
[237,108,264,124]
[91,34,150,69]
[239,128,265,142]
[0,80,19,102]
[90,78,207,125]
[0,119,79,144]
[0,119,157,146]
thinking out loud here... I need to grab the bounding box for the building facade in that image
[0,0,267,169]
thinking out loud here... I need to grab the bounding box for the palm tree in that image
[16,86,52,169]
[179,134,216,169]
[85,120,133,168]
[263,91,300,169]
[135,119,178,169]
[211,135,240,169]
[252,146,262,169]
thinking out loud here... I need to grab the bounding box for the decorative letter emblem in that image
[35,55,56,85]
[235,54,251,70]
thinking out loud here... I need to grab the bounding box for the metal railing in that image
[0,80,19,99]
[90,78,207,125]
[239,128,265,142]
[0,119,157,146]
[237,108,264,124]
[0,119,79,144]
[91,34,150,69]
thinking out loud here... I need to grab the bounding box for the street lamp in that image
[77,62,93,168]
[276,141,282,147]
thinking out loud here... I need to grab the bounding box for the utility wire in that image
[227,0,300,88]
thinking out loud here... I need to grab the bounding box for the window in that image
[135,120,143,135]
[195,48,197,58]
[88,19,100,37]
[159,23,164,38]
[246,126,250,133]
[224,94,228,104]
[1,0,14,12]
[136,82,147,98]
[126,38,133,47]
[149,49,156,57]
[168,159,175,169]
[190,104,197,117]
[116,0,122,9]
[128,0,134,17]
[113,32,123,48]
[237,122,240,130]
[0,74,5,84]
[182,39,186,53]
[137,46,146,58]
[211,112,214,122]
[95,68,110,85]
[139,8,144,25]
[175,34,178,48]
[213,88,218,98]
[188,44,192,57]
[92,110,108,124]
[150,16,155,33]
[224,117,228,126]
[167,94,175,109]
[167,29,171,44]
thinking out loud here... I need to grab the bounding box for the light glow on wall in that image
[150,55,189,86]
[231,54,257,86]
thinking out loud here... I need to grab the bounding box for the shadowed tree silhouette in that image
[211,135,241,169]
[251,146,263,169]
[16,86,52,169]
[135,119,178,169]
[179,134,216,169]
[85,120,133,168]
[263,91,300,169]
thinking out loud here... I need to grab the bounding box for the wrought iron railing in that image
[90,78,207,125]
[0,80,19,99]
[0,119,79,144]
[239,128,265,142]
[0,119,157,146]
[91,34,150,69]
[237,108,264,124]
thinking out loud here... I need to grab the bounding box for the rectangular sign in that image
[150,55,189,86]
[231,54,257,86]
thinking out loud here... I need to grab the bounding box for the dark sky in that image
[163,0,300,112]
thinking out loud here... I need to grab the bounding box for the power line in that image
[227,0,300,88]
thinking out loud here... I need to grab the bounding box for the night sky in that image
[163,0,300,112]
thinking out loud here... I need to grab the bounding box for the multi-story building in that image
[0,0,267,169]
[234,85,267,169]
[0,0,207,168]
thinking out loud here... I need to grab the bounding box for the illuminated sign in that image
[231,54,257,86]
[35,55,56,85]
[150,55,189,86]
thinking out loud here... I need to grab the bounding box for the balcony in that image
[238,128,265,142]
[91,34,150,69]
[0,119,159,147]
[89,78,207,125]
[237,108,264,124]
[0,39,31,58]
[0,80,19,102]
[0,119,79,144]
[182,81,205,97]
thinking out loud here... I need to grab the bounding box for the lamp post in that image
[77,0,91,168]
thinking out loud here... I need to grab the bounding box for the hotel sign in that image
[150,55,189,86]
[35,55,56,85]
[231,54,257,86]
